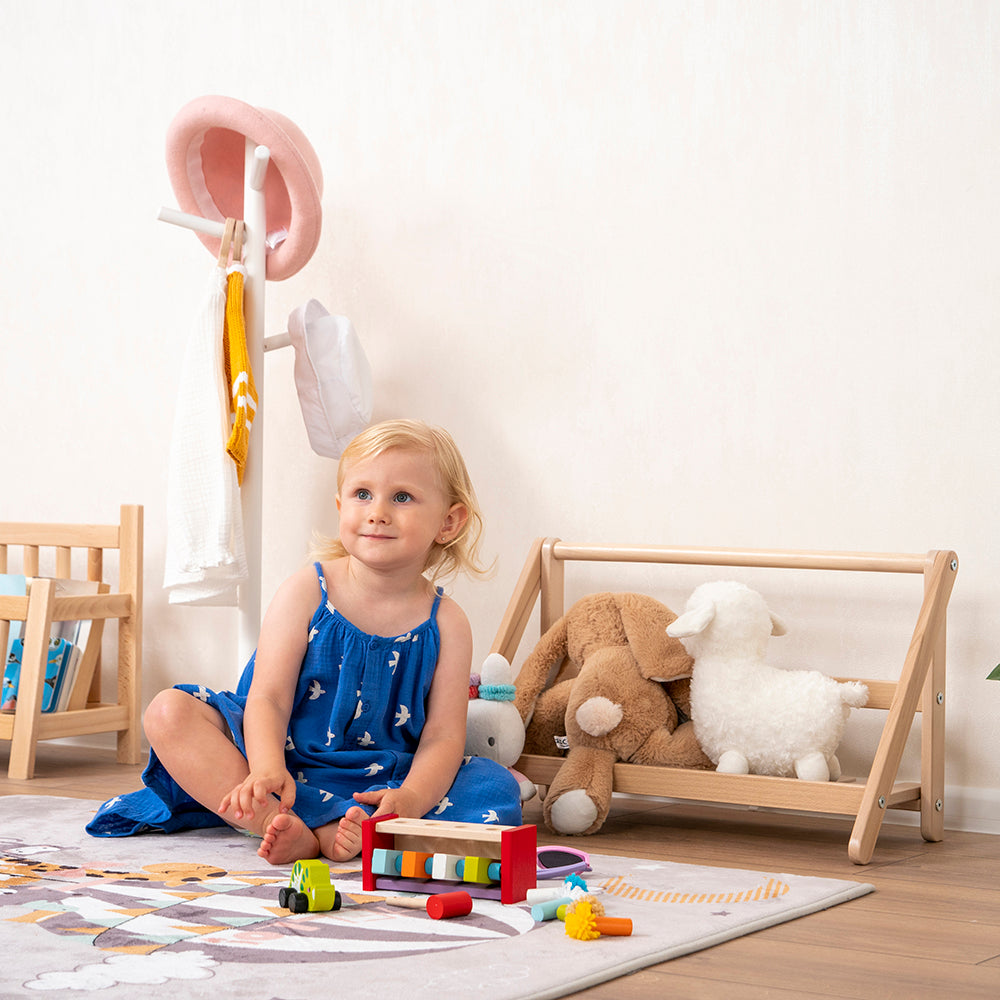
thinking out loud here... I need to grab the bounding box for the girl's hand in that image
[220,769,297,821]
[353,786,421,820]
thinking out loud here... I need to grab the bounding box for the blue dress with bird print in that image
[87,563,522,838]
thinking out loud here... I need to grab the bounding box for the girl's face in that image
[336,448,467,574]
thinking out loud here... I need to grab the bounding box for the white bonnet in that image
[287,299,373,458]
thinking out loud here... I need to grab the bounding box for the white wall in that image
[3,1,998,831]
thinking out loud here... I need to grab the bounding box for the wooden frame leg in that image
[920,602,947,843]
[116,504,143,765]
[8,578,56,779]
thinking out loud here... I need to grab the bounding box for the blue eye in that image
[356,489,372,501]
[393,492,413,504]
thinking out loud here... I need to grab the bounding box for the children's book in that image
[3,636,75,712]
[0,577,103,713]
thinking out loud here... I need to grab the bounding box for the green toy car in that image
[278,859,342,913]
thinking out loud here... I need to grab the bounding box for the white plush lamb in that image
[666,581,868,782]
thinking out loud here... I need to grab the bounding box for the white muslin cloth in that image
[163,264,248,605]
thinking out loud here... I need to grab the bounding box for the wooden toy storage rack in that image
[491,538,958,865]
[0,505,143,779]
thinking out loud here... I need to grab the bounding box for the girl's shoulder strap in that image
[313,561,328,596]
[430,585,444,620]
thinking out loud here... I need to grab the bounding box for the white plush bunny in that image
[667,581,868,782]
[465,653,537,803]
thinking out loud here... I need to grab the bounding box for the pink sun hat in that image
[165,96,323,281]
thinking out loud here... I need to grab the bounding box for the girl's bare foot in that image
[258,812,321,865]
[316,805,367,862]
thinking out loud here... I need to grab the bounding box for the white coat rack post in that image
[159,139,277,671]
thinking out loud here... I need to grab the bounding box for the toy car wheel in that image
[332,889,342,911]
[278,887,293,909]
[290,891,310,913]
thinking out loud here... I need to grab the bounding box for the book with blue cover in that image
[0,576,100,713]
[2,636,75,712]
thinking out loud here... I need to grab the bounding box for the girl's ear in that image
[335,495,342,512]
[439,503,468,543]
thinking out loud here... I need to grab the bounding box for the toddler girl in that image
[88,419,521,863]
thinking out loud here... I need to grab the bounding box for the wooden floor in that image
[3,744,1000,999]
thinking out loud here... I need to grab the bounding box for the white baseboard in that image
[890,784,1000,837]
[613,785,1000,838]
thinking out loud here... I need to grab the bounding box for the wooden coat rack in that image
[159,139,286,668]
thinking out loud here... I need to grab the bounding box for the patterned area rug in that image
[0,796,873,999]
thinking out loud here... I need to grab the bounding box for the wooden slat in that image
[87,547,103,582]
[23,545,39,577]
[47,594,132,621]
[0,522,120,549]
[516,753,921,813]
[490,537,542,661]
[55,545,72,579]
[8,578,55,778]
[65,583,110,712]
[921,552,948,844]
[832,678,900,711]
[376,816,509,843]
[540,537,566,632]
[0,596,29,620]
[34,704,131,739]
[116,504,143,763]
[550,541,929,573]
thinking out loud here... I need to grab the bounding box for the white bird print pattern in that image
[308,680,325,700]
[364,762,385,777]
[394,705,411,727]
[357,731,374,747]
[482,809,500,823]
[432,796,453,815]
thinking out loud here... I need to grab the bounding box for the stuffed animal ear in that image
[666,602,716,638]
[769,611,788,636]
[480,652,514,685]
[615,593,693,681]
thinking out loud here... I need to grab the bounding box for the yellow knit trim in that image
[222,268,257,485]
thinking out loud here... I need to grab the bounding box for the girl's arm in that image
[219,564,317,822]
[354,596,472,819]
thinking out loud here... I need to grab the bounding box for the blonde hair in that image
[312,419,492,584]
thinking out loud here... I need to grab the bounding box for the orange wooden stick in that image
[593,916,632,936]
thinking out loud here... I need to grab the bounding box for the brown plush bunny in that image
[514,592,713,835]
